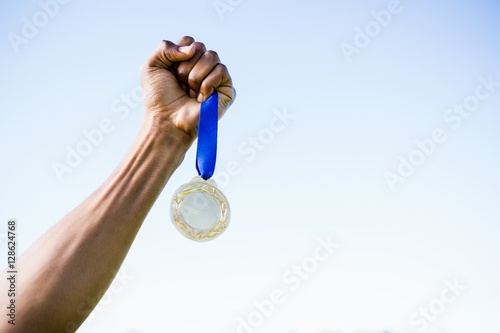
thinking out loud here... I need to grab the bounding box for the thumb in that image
[148,40,196,69]
[164,40,196,62]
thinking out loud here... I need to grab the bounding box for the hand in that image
[140,36,235,138]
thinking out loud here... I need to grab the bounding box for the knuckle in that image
[215,63,229,76]
[199,81,211,93]
[216,63,227,72]
[188,71,201,85]
[179,35,195,44]
[177,65,189,79]
[192,41,206,52]
[205,50,219,61]
[162,40,174,50]
[162,40,178,58]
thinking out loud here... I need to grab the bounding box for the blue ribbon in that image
[196,91,218,180]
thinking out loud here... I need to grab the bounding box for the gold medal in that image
[170,176,230,241]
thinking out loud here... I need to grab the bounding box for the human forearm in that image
[10,117,192,332]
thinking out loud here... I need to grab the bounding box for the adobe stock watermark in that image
[407,278,467,332]
[7,0,72,54]
[234,236,340,333]
[385,74,499,191]
[213,0,243,21]
[51,85,142,182]
[340,0,409,63]
[212,107,297,189]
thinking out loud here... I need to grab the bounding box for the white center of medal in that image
[179,192,220,231]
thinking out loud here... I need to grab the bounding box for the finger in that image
[198,63,235,115]
[144,40,196,71]
[176,35,195,46]
[169,36,196,92]
[186,50,221,101]
[176,42,207,91]
[174,36,196,93]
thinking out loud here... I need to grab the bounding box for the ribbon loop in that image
[196,92,218,180]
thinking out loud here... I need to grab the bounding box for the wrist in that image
[128,114,194,180]
[142,113,194,151]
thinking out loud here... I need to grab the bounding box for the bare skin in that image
[0,36,235,332]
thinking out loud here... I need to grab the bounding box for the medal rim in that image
[170,177,230,242]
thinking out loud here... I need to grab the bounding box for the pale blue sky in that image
[1,1,500,332]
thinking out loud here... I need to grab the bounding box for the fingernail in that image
[179,45,191,54]
[197,93,204,103]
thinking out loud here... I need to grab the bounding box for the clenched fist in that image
[140,36,235,138]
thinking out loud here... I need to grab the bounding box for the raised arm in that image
[0,36,235,332]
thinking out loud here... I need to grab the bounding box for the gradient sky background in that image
[1,0,500,332]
